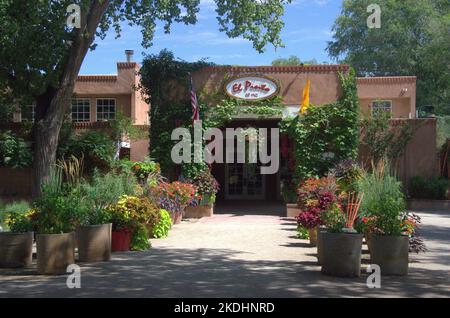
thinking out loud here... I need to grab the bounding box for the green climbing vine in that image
[139,49,285,175]
[280,68,360,183]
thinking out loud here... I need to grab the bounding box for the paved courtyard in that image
[0,203,449,298]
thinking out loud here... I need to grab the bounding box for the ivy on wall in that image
[139,50,284,176]
[280,69,360,183]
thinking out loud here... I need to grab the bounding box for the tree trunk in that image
[31,0,110,197]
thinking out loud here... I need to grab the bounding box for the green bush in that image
[62,131,115,172]
[296,225,309,239]
[357,162,407,236]
[152,209,172,238]
[130,224,151,251]
[0,201,32,232]
[76,170,140,225]
[409,176,450,200]
[0,131,32,168]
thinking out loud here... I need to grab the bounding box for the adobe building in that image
[189,65,430,201]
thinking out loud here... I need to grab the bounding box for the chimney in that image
[125,50,134,62]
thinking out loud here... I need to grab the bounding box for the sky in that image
[80,0,342,75]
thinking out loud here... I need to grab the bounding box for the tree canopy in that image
[271,55,319,66]
[0,0,292,196]
[327,0,450,115]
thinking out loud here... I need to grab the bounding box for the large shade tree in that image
[0,0,292,196]
[327,0,450,115]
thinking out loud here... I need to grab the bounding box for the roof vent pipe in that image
[125,50,134,62]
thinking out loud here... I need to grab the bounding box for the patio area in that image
[0,207,449,298]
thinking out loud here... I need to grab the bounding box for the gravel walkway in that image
[0,204,449,298]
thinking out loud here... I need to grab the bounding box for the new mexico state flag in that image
[300,79,311,115]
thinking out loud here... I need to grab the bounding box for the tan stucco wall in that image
[193,65,349,107]
[74,63,150,125]
[357,77,416,118]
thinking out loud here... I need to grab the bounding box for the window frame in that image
[95,98,116,122]
[371,100,393,115]
[71,98,91,123]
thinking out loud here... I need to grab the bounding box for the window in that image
[22,104,36,122]
[96,98,116,121]
[71,99,91,122]
[371,100,392,115]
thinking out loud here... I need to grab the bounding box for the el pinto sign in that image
[224,75,279,101]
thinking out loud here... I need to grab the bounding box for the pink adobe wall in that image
[357,77,416,118]
[74,62,150,125]
[192,65,350,106]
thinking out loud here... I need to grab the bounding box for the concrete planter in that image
[184,205,214,218]
[0,232,34,268]
[36,233,75,275]
[308,227,318,246]
[370,234,409,276]
[316,228,326,265]
[286,203,301,218]
[76,224,112,262]
[321,232,363,278]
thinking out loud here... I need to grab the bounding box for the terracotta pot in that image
[370,234,409,276]
[309,227,318,246]
[184,205,214,218]
[76,224,112,262]
[0,232,34,268]
[111,230,132,252]
[286,203,301,218]
[321,232,363,278]
[36,232,75,275]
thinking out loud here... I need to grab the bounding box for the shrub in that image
[183,169,219,205]
[4,210,35,233]
[296,175,340,229]
[0,130,32,168]
[76,170,140,225]
[408,176,449,200]
[152,209,172,238]
[107,195,160,231]
[0,200,32,232]
[130,224,151,251]
[62,131,115,172]
[147,181,197,216]
[357,161,407,235]
[296,225,309,239]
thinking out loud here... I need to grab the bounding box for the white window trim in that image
[71,98,91,122]
[370,100,393,115]
[95,98,116,122]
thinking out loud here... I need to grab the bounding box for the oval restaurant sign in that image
[224,75,279,101]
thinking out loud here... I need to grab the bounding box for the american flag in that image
[190,74,200,122]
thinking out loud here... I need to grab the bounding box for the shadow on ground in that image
[1,246,449,298]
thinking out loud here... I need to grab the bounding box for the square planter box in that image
[184,205,214,218]
[286,203,301,218]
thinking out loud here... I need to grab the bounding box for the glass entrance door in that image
[225,162,265,200]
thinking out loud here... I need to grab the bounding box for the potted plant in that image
[0,210,34,268]
[108,195,160,251]
[148,181,196,224]
[31,166,83,275]
[357,161,412,276]
[184,169,219,218]
[296,176,339,246]
[152,209,172,239]
[282,181,300,218]
[320,192,364,277]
